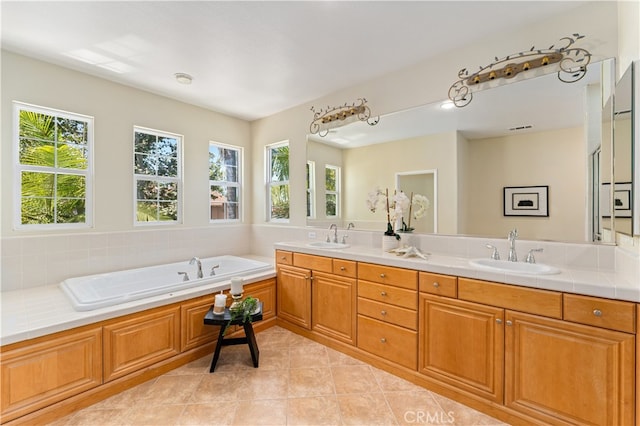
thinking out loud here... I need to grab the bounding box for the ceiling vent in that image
[508,125,533,131]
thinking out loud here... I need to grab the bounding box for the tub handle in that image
[210,265,220,276]
[178,271,190,281]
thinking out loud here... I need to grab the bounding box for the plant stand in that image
[203,303,263,372]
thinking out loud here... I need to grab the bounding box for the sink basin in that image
[468,258,560,275]
[307,241,350,249]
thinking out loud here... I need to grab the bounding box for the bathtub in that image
[60,255,272,311]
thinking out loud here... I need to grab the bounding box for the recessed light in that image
[174,73,193,85]
[440,101,455,110]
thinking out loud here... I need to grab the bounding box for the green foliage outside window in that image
[269,145,289,219]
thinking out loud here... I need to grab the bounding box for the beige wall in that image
[462,127,586,241]
[1,51,251,236]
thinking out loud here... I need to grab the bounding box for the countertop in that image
[274,241,640,303]
[0,255,275,346]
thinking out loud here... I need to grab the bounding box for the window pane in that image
[56,117,88,145]
[226,186,238,202]
[270,146,289,182]
[158,136,178,156]
[326,193,337,216]
[326,168,337,191]
[159,182,178,201]
[57,174,86,198]
[19,111,55,141]
[226,203,239,219]
[19,140,55,166]
[209,147,223,180]
[21,197,54,224]
[159,201,178,221]
[56,198,86,223]
[22,171,54,197]
[57,143,88,170]
[134,132,156,153]
[307,191,312,217]
[137,180,158,199]
[270,184,290,219]
[135,153,157,175]
[223,149,237,165]
[137,201,158,221]
[157,156,178,177]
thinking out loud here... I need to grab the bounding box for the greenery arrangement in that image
[224,296,259,335]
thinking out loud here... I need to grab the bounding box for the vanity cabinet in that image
[276,262,312,330]
[357,263,418,369]
[0,326,102,423]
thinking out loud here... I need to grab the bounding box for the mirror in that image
[307,60,618,243]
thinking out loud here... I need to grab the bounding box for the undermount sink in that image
[468,258,560,275]
[307,241,350,249]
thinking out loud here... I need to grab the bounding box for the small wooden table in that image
[203,304,263,372]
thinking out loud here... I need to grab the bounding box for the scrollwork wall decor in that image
[310,98,379,137]
[449,34,592,107]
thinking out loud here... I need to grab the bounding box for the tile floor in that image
[51,327,508,425]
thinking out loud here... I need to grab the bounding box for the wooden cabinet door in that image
[505,311,635,425]
[103,306,181,382]
[276,265,312,329]
[181,295,218,352]
[0,327,102,423]
[312,272,357,345]
[419,294,504,403]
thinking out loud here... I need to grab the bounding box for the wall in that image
[306,139,344,226]
[1,52,253,290]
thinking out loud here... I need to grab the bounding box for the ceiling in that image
[1,1,589,121]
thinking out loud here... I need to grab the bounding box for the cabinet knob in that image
[506,320,513,326]
[281,256,286,261]
[593,309,603,317]
[380,273,386,278]
[381,310,387,316]
[380,337,387,343]
[340,266,346,271]
[433,282,440,288]
[380,291,387,297]
[304,275,309,280]
[496,318,502,324]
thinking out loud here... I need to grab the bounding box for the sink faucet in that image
[507,229,518,262]
[328,224,338,243]
[189,257,203,279]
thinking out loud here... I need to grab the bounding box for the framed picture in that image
[503,185,549,217]
[600,182,632,218]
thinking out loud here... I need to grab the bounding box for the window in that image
[14,102,93,228]
[209,142,241,221]
[134,127,182,224]
[325,165,340,217]
[306,161,315,218]
[267,142,289,220]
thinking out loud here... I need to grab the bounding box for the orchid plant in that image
[367,187,430,234]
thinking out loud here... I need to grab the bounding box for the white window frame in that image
[266,141,290,222]
[133,126,183,226]
[13,102,94,230]
[209,141,242,223]
[306,160,316,219]
[325,164,341,218]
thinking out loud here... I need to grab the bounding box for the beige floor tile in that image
[383,390,445,425]
[331,365,381,394]
[178,402,239,425]
[337,392,398,425]
[289,342,329,368]
[258,346,291,370]
[165,354,212,376]
[191,371,248,403]
[286,395,343,425]
[53,408,128,426]
[431,393,509,426]
[136,374,203,405]
[371,367,424,392]
[288,367,335,397]
[241,369,290,400]
[326,347,366,366]
[232,399,287,425]
[120,403,185,425]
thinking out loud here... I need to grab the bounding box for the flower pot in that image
[382,235,400,252]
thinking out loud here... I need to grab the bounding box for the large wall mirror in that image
[307,59,627,244]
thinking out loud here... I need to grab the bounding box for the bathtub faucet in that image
[189,257,203,279]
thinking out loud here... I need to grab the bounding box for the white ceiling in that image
[1,1,589,121]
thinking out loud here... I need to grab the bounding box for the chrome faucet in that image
[485,244,500,260]
[328,224,338,243]
[189,257,203,279]
[507,229,518,262]
[347,222,355,230]
[525,248,543,264]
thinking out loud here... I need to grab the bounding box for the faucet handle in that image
[210,264,220,276]
[525,248,543,264]
[178,271,190,281]
[341,235,349,244]
[485,244,500,260]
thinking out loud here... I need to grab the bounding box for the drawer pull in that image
[496,318,502,324]
[281,256,287,260]
[593,309,603,317]
[340,266,346,271]
[433,282,440,288]
[380,310,387,316]
[380,337,387,343]
[506,320,513,326]
[380,273,386,278]
[380,291,387,297]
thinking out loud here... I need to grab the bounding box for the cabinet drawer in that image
[458,278,562,319]
[333,259,357,278]
[358,280,417,310]
[357,315,417,370]
[419,272,457,298]
[275,250,293,265]
[358,263,417,290]
[293,253,332,272]
[563,294,636,333]
[358,297,416,330]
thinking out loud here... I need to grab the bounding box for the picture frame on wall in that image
[503,185,549,217]
[600,182,632,218]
